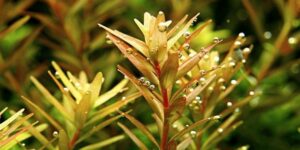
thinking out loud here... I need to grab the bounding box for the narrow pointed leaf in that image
[117,65,163,119]
[80,135,125,150]
[177,43,218,78]
[98,24,149,57]
[59,129,69,150]
[52,61,81,100]
[177,137,193,150]
[168,13,199,49]
[167,15,188,38]
[186,74,216,103]
[87,92,141,126]
[0,109,24,131]
[170,117,211,141]
[21,96,63,130]
[160,51,179,90]
[78,112,128,143]
[90,72,103,105]
[30,76,72,121]
[75,91,91,128]
[0,16,30,38]
[118,122,148,150]
[94,78,128,108]
[105,33,159,85]
[122,112,159,147]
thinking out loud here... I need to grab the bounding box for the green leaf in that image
[30,76,72,122]
[59,129,69,150]
[78,112,127,143]
[87,92,141,126]
[94,78,128,108]
[0,108,24,131]
[21,96,63,130]
[0,16,30,39]
[170,117,211,141]
[186,74,216,103]
[160,51,179,90]
[122,112,159,147]
[80,134,125,150]
[75,91,91,128]
[117,65,164,119]
[177,42,218,78]
[90,72,103,106]
[167,13,199,49]
[118,122,148,150]
[52,61,82,101]
[98,24,149,57]
[105,33,159,85]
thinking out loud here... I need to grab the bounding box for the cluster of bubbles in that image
[138,77,155,91]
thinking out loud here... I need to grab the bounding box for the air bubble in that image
[230,80,237,85]
[53,131,59,137]
[183,31,190,38]
[264,31,272,39]
[288,37,298,45]
[217,128,223,133]
[139,77,146,83]
[234,41,242,46]
[243,47,251,54]
[183,43,190,50]
[190,130,197,137]
[249,91,255,96]
[238,32,245,38]
[227,101,232,107]
[144,81,151,87]
[63,87,69,92]
[149,84,155,91]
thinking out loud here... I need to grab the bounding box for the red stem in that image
[69,129,80,149]
[154,62,170,150]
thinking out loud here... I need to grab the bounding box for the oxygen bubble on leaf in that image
[204,54,209,60]
[139,77,145,83]
[288,37,298,45]
[158,22,168,32]
[214,56,220,62]
[213,115,221,120]
[227,101,233,107]
[143,80,151,87]
[218,78,225,83]
[229,61,236,67]
[231,80,237,85]
[106,40,113,44]
[183,31,190,38]
[234,41,242,46]
[55,72,60,79]
[183,43,190,50]
[190,130,197,137]
[249,91,255,96]
[208,86,214,91]
[220,85,226,90]
[238,32,245,38]
[243,47,251,54]
[242,59,246,63]
[217,128,224,133]
[63,87,69,92]
[149,84,155,91]
[264,31,272,39]
[173,124,178,128]
[53,131,59,137]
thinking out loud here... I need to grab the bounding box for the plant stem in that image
[154,62,170,150]
[69,129,80,149]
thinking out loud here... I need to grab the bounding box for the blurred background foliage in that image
[0,0,299,149]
